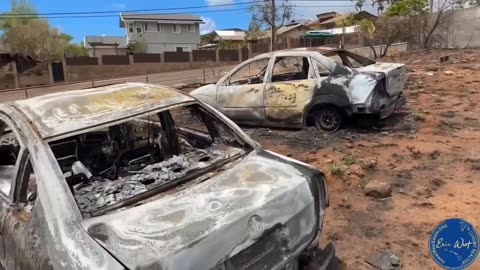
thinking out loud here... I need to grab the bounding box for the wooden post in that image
[189,51,193,63]
[62,58,68,82]
[215,49,220,63]
[11,61,20,89]
[270,0,276,52]
[47,63,54,84]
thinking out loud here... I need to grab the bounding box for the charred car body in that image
[0,83,334,269]
[191,47,407,132]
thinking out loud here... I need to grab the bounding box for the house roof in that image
[286,19,312,26]
[257,23,311,40]
[316,12,340,19]
[84,36,127,48]
[120,13,204,27]
[213,30,246,41]
[318,15,348,25]
[277,24,310,36]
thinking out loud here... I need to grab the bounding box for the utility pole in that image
[270,0,276,52]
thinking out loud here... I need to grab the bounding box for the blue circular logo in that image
[429,218,479,270]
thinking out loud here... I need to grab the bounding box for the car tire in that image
[313,107,343,133]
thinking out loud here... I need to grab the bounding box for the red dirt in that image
[246,49,480,269]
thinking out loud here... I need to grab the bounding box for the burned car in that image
[0,83,335,269]
[191,47,407,132]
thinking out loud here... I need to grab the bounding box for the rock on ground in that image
[365,181,393,198]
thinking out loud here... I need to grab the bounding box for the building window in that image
[176,46,190,52]
[128,24,133,33]
[144,22,158,32]
[172,24,181,33]
[187,24,195,32]
[136,27,142,33]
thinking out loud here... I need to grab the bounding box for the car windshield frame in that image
[47,101,254,218]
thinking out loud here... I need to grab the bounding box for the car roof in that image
[10,83,194,140]
[252,47,342,60]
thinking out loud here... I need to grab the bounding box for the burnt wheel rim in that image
[315,110,340,131]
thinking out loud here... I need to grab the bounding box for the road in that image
[0,64,237,103]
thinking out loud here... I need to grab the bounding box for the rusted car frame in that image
[191,47,407,132]
[0,83,334,269]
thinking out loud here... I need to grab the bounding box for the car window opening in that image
[0,122,20,196]
[271,56,310,82]
[327,51,376,68]
[228,58,269,86]
[48,104,249,217]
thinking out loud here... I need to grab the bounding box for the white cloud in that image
[112,3,127,9]
[200,17,217,34]
[205,0,234,6]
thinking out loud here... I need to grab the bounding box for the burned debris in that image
[73,146,243,214]
[49,104,247,216]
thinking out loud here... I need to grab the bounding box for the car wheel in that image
[313,107,343,133]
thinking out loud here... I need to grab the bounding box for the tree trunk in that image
[270,0,276,51]
[368,43,378,59]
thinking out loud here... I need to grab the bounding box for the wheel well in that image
[305,104,346,126]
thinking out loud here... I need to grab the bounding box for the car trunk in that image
[356,62,407,97]
[81,151,318,270]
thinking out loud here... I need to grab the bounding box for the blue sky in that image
[0,0,377,43]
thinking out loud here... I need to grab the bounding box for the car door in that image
[0,115,25,268]
[216,57,271,123]
[264,55,316,125]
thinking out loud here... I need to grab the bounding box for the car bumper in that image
[350,94,406,119]
[379,94,406,119]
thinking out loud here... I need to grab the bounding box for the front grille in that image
[225,228,283,270]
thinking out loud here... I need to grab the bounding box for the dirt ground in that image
[240,49,480,269]
[181,49,480,269]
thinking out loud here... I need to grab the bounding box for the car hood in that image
[190,84,220,109]
[82,150,318,270]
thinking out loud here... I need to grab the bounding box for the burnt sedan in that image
[191,47,407,132]
[0,83,335,269]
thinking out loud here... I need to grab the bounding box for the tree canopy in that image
[0,0,87,64]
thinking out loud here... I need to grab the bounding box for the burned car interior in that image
[271,56,310,82]
[228,56,312,86]
[0,123,20,196]
[325,50,376,68]
[48,104,249,217]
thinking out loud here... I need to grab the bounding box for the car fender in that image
[190,84,219,109]
[302,94,351,121]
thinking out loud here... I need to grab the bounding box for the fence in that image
[65,48,245,67]
[0,42,409,102]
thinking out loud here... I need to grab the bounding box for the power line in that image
[0,0,358,17]
[0,1,257,17]
[0,5,363,20]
